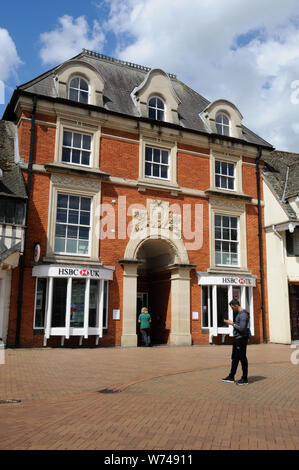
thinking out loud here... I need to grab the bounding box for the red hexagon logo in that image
[238,278,245,284]
[80,269,90,276]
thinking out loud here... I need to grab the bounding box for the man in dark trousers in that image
[222,299,250,385]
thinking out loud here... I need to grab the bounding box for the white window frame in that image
[62,129,93,168]
[210,151,242,194]
[215,160,236,191]
[54,193,92,258]
[68,76,90,104]
[215,112,231,136]
[148,96,165,121]
[54,117,101,170]
[144,145,170,181]
[214,214,240,267]
[33,278,48,330]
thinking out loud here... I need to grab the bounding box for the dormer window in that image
[215,113,231,136]
[148,97,165,121]
[68,77,89,104]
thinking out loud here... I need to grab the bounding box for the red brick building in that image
[2,50,273,348]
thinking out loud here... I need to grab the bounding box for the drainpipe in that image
[256,146,267,343]
[15,95,37,347]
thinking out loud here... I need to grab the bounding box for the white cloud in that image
[39,15,105,65]
[0,28,22,82]
[100,0,299,151]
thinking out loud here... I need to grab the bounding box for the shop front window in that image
[217,286,229,328]
[201,286,213,328]
[71,279,85,327]
[52,278,67,327]
[34,278,47,328]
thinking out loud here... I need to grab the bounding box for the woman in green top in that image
[138,307,151,347]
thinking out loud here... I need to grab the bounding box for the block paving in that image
[0,343,298,450]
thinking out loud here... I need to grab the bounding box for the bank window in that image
[215,215,239,266]
[34,278,47,329]
[62,130,92,167]
[202,286,213,328]
[215,160,235,191]
[49,278,108,330]
[145,146,169,180]
[54,194,91,256]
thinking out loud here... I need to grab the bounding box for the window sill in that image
[205,188,252,201]
[137,178,181,195]
[207,266,252,275]
[45,163,110,179]
[42,254,102,266]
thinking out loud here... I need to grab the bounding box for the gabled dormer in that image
[131,68,180,125]
[203,99,243,140]
[54,60,105,107]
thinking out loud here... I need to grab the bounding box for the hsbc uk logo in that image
[80,269,90,277]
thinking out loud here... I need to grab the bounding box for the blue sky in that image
[1,0,299,151]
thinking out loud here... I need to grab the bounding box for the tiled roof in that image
[263,150,299,218]
[10,50,272,148]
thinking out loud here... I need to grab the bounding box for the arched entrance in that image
[120,199,195,347]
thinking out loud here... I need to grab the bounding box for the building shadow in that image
[249,376,267,383]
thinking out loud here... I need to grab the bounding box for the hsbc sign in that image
[197,272,256,287]
[32,264,114,281]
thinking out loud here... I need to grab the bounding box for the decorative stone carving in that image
[132,199,181,239]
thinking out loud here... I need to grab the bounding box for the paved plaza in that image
[0,343,298,450]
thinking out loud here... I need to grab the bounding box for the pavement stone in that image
[0,343,298,450]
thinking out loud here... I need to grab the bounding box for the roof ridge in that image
[81,49,177,79]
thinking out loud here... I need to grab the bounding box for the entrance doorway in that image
[289,284,299,341]
[136,292,148,346]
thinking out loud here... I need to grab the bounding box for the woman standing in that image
[138,307,151,347]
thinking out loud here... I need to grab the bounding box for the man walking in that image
[222,299,250,385]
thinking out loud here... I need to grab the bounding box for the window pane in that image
[5,202,14,224]
[69,89,78,101]
[56,209,67,223]
[153,149,160,162]
[222,241,230,252]
[215,228,221,239]
[157,110,164,121]
[78,240,89,254]
[80,78,89,91]
[81,197,91,211]
[215,215,221,227]
[62,147,71,162]
[230,242,238,253]
[202,286,209,327]
[221,162,228,175]
[67,225,78,238]
[228,164,234,176]
[79,227,89,240]
[66,239,77,253]
[55,224,66,237]
[52,279,67,327]
[227,178,234,190]
[149,97,156,107]
[153,164,160,177]
[57,194,68,208]
[160,166,168,179]
[54,237,65,252]
[161,151,168,164]
[215,175,220,187]
[148,108,156,119]
[73,133,82,148]
[222,253,230,265]
[80,212,90,226]
[82,135,91,150]
[145,162,151,176]
[223,126,230,136]
[63,131,72,147]
[231,229,237,241]
[216,123,222,134]
[89,280,98,328]
[15,203,25,225]
[217,286,228,327]
[223,229,229,240]
[69,196,79,209]
[215,240,221,251]
[79,91,88,104]
[221,176,227,188]
[215,252,222,265]
[215,161,220,174]
[34,278,47,328]
[145,147,152,161]
[223,216,229,227]
[81,151,90,166]
[68,210,78,224]
[71,279,85,327]
[70,77,79,88]
[231,254,238,265]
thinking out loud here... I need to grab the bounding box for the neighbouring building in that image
[0,121,27,345]
[2,49,273,348]
[263,151,299,344]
